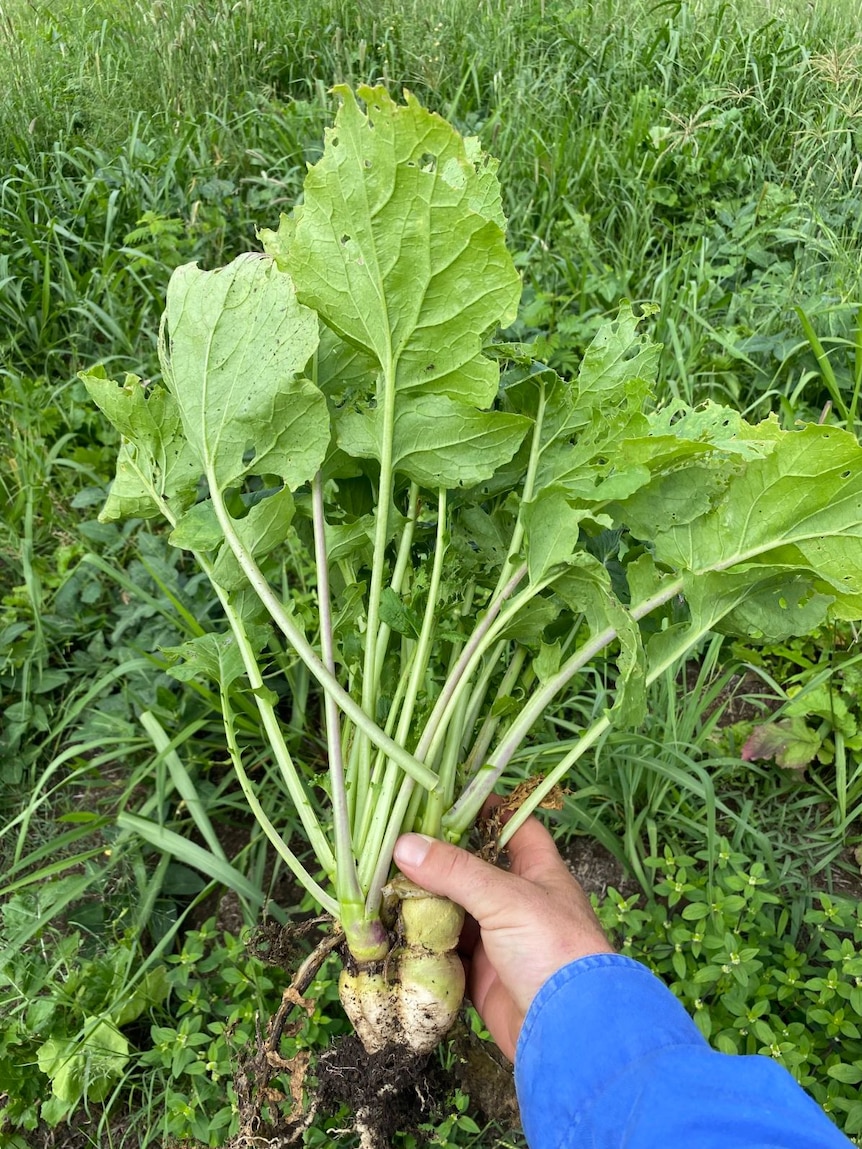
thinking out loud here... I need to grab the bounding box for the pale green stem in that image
[413,565,529,765]
[442,578,685,838]
[356,364,399,825]
[356,490,448,892]
[365,773,416,917]
[496,586,718,846]
[355,665,413,854]
[461,640,506,744]
[421,684,470,837]
[401,777,426,836]
[372,481,420,682]
[209,574,336,877]
[493,383,546,598]
[352,482,420,838]
[464,645,528,774]
[208,482,438,792]
[220,683,338,916]
[115,477,339,887]
[312,472,362,910]
[414,565,544,770]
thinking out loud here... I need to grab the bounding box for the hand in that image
[393,816,614,1061]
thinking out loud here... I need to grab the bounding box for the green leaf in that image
[509,306,658,500]
[681,902,711,920]
[534,640,562,684]
[554,553,646,727]
[378,588,421,639]
[337,394,530,489]
[522,486,587,581]
[652,425,862,618]
[81,369,200,521]
[288,85,520,408]
[37,1018,129,1104]
[786,683,857,737]
[113,967,170,1027]
[827,1063,862,1085]
[212,486,295,590]
[168,499,223,551]
[160,253,328,490]
[571,302,660,424]
[163,632,252,689]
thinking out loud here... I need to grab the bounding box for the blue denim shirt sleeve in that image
[514,953,852,1149]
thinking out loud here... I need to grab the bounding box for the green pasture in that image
[3,0,862,1144]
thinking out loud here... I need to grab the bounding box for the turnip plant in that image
[84,85,862,1114]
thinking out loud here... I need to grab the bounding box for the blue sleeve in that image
[514,953,852,1149]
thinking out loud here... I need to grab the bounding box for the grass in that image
[3,0,862,1143]
[4,0,862,397]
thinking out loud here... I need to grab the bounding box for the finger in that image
[393,833,526,926]
[504,815,576,890]
[471,974,521,1063]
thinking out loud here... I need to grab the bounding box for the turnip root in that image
[339,877,465,1055]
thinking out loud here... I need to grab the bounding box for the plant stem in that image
[125,479,337,879]
[413,562,529,766]
[220,682,338,916]
[356,490,449,892]
[365,773,416,918]
[442,577,684,838]
[352,482,420,839]
[421,684,470,837]
[354,665,412,854]
[312,472,362,910]
[209,572,337,877]
[209,482,439,792]
[357,363,399,821]
[493,380,546,597]
[496,597,726,845]
[463,644,527,774]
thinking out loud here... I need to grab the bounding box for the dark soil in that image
[563,836,640,901]
[685,664,780,727]
[317,1035,448,1144]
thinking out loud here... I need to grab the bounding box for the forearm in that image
[515,954,852,1149]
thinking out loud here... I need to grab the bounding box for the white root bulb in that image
[339,879,466,1055]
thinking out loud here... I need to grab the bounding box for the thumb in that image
[393,832,520,927]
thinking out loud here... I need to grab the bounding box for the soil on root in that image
[317,1035,449,1146]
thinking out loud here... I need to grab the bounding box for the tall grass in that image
[4,0,862,400]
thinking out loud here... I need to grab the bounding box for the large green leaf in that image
[505,305,657,502]
[287,84,521,420]
[160,253,328,490]
[651,425,862,615]
[37,1017,129,1105]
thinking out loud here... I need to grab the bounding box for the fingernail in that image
[394,833,434,869]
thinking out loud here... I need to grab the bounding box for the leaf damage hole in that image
[341,234,351,245]
[364,159,372,169]
[842,469,852,478]
[420,152,437,172]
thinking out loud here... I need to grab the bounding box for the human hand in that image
[393,816,614,1061]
